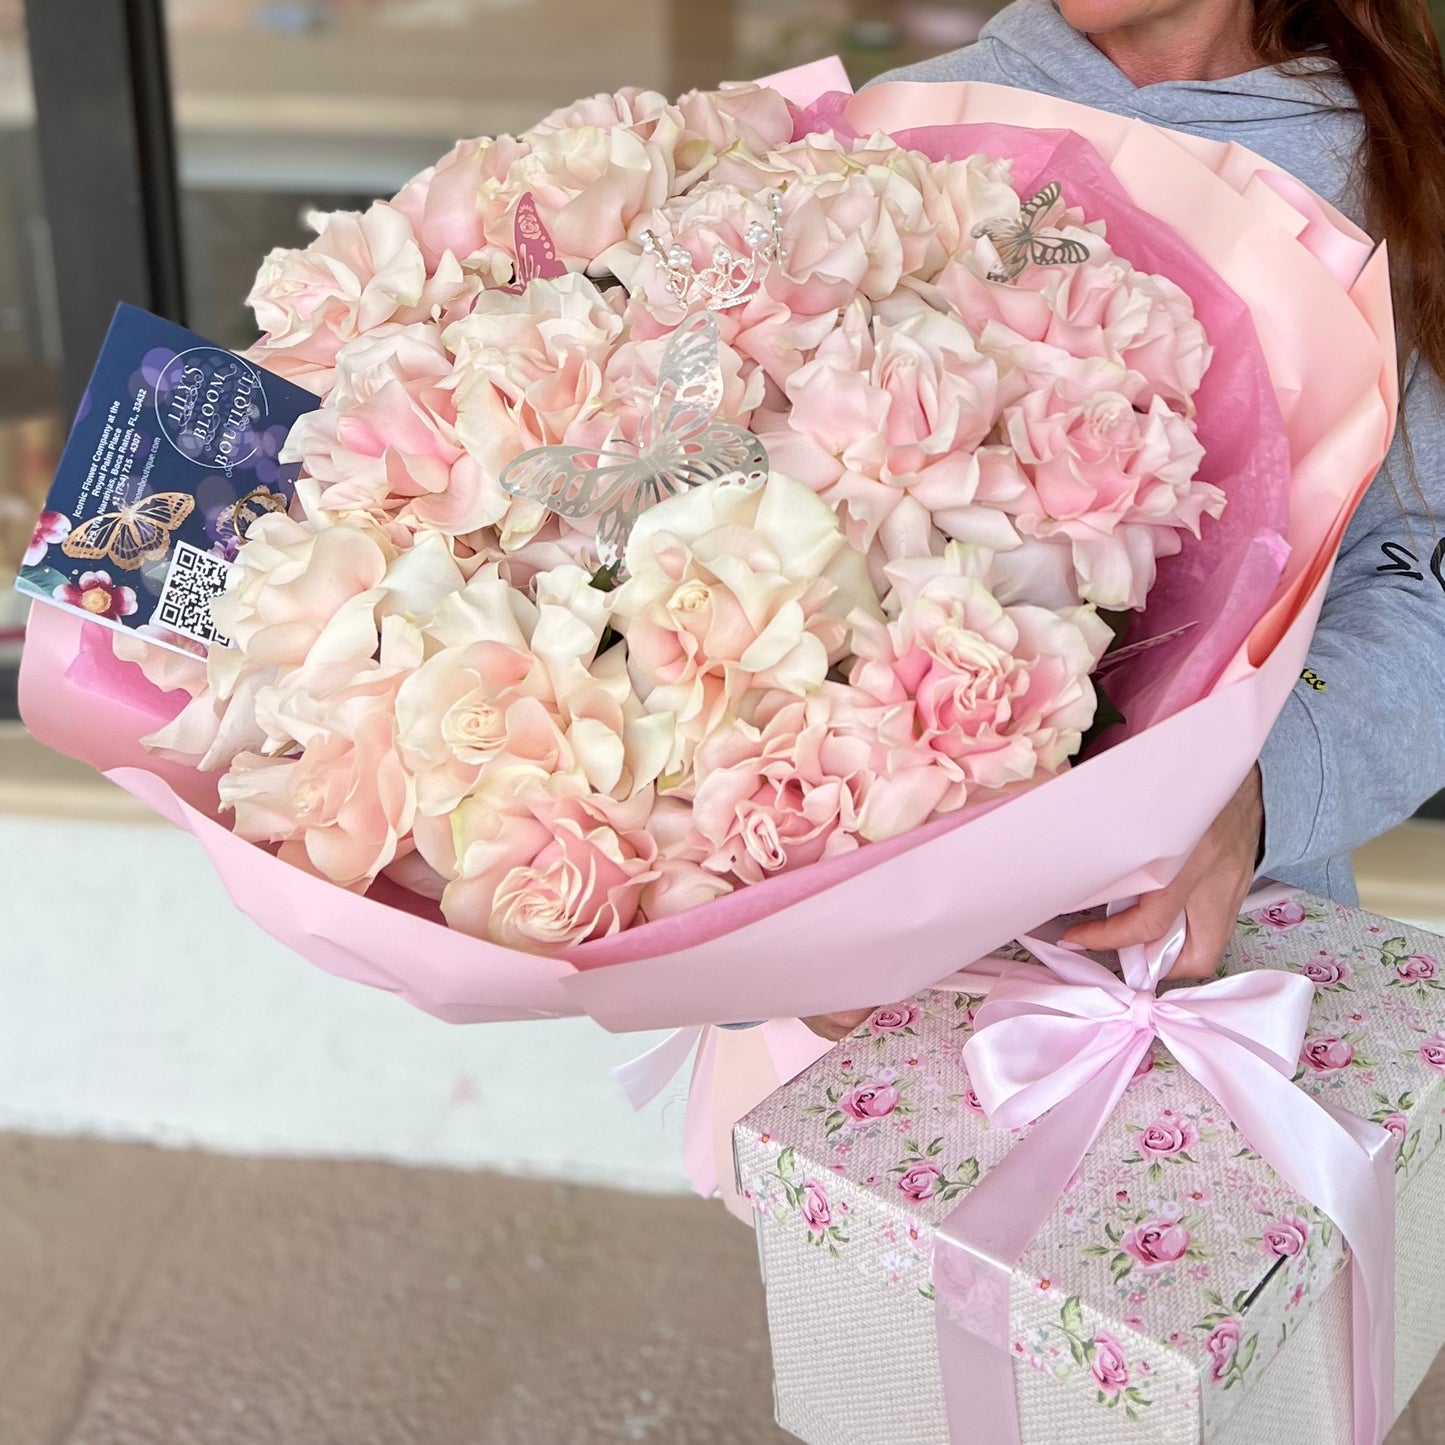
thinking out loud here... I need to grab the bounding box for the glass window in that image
[0,0,63,703]
[161,0,1010,349]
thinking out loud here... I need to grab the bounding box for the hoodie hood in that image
[874,0,1364,217]
[975,0,1355,126]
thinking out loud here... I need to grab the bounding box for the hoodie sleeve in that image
[1257,360,1445,882]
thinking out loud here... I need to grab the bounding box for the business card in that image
[16,304,317,657]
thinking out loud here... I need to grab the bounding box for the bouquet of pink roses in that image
[20,62,1395,1048]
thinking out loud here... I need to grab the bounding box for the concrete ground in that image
[0,1132,1439,1445]
[0,1134,784,1445]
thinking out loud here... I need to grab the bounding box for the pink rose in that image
[1000,386,1217,611]
[1419,1036,1445,1074]
[1381,1114,1409,1152]
[1301,1036,1354,1074]
[592,319,763,447]
[869,1004,921,1035]
[1090,1332,1130,1397]
[433,783,660,952]
[1261,1215,1309,1258]
[801,1179,833,1233]
[246,202,428,383]
[673,84,795,167]
[934,253,1209,413]
[390,133,524,275]
[840,543,1111,808]
[840,1081,902,1122]
[1204,1318,1241,1383]
[637,796,734,923]
[395,637,549,813]
[1300,955,1350,988]
[1397,954,1438,982]
[169,519,462,778]
[284,323,491,535]
[686,693,867,885]
[1121,1218,1192,1271]
[1112,268,1213,410]
[711,135,940,302]
[1131,1050,1156,1081]
[1258,898,1307,930]
[760,300,1019,563]
[209,513,396,664]
[530,87,671,139]
[962,1086,986,1116]
[1137,1116,1197,1160]
[54,568,137,622]
[909,154,1024,280]
[25,508,70,566]
[897,1162,943,1201]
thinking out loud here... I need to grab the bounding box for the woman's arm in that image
[1044,363,1445,980]
[1256,361,1445,889]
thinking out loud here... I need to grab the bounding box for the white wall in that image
[0,815,692,1192]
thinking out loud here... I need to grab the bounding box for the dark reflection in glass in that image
[0,0,63,655]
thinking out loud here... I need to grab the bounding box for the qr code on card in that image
[154,541,233,646]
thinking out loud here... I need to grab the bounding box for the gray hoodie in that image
[873,0,1445,904]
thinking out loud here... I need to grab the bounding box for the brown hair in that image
[1254,0,1445,380]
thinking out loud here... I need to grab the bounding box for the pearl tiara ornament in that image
[639,189,787,311]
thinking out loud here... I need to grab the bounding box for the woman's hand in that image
[801,766,1263,1035]
[802,1009,875,1042]
[1061,766,1265,979]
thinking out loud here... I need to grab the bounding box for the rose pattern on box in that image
[738,895,1445,1436]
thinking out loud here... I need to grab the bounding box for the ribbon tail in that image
[682,1025,722,1198]
[935,1038,1149,1445]
[1320,1096,1399,1445]
[612,1025,706,1111]
[1162,1022,1396,1445]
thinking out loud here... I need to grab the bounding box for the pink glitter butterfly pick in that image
[501,192,567,294]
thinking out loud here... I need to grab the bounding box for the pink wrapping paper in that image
[19,77,1397,1040]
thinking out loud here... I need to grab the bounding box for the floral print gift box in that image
[735,895,1445,1445]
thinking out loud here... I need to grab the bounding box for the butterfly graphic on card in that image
[971,181,1092,284]
[498,311,770,570]
[61,492,195,570]
[499,193,568,295]
[210,484,289,559]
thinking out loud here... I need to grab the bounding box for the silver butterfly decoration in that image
[498,311,770,571]
[971,180,1092,284]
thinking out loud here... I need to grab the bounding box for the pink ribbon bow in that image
[933,917,1397,1445]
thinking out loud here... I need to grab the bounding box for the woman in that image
[805,0,1445,1039]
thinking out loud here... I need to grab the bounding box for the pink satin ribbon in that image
[936,919,1397,1445]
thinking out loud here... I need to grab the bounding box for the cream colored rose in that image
[219,621,421,890]
[611,474,876,773]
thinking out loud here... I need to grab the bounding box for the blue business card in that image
[16,304,318,656]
